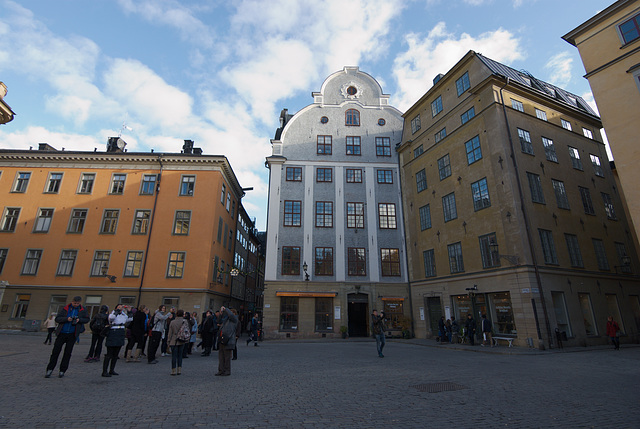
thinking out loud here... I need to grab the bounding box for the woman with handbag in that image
[606,316,621,350]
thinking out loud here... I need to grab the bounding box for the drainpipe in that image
[498,78,552,350]
[137,156,163,307]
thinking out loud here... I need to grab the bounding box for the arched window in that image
[345,109,360,126]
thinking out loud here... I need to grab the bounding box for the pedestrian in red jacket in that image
[606,316,620,350]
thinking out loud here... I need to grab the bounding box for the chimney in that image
[183,139,194,154]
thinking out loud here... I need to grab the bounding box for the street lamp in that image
[302,261,309,281]
[488,241,520,266]
[100,264,117,283]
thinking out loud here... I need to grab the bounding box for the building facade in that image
[0,140,253,329]
[264,67,410,339]
[563,0,640,256]
[0,82,15,125]
[398,51,640,348]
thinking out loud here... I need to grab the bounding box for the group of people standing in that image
[436,314,493,346]
[44,296,261,379]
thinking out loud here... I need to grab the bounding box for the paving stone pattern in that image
[0,332,639,428]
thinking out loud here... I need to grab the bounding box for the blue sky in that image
[0,0,611,230]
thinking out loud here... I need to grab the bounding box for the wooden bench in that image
[492,336,515,347]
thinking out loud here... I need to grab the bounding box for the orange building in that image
[0,140,247,329]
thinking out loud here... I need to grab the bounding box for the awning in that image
[381,297,405,301]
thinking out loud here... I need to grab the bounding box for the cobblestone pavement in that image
[1,332,639,428]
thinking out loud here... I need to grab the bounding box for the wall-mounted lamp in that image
[302,261,310,281]
[100,264,117,283]
[488,241,520,266]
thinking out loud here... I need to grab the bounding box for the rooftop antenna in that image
[118,121,133,138]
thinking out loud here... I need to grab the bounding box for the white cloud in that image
[392,23,525,110]
[461,0,531,7]
[545,51,573,88]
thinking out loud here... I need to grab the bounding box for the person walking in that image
[45,296,89,378]
[371,309,386,358]
[102,304,132,377]
[606,316,621,350]
[147,305,170,364]
[481,314,493,347]
[43,313,57,345]
[167,309,190,375]
[246,313,260,347]
[465,313,476,346]
[215,306,238,376]
[85,305,109,362]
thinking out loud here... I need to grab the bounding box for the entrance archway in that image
[347,293,369,337]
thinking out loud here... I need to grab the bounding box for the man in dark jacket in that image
[215,306,238,376]
[465,313,476,346]
[200,311,215,356]
[45,296,89,378]
[126,304,147,362]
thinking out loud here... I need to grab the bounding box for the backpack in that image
[178,319,191,342]
[91,314,106,334]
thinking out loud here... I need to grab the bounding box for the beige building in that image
[0,82,15,125]
[563,0,640,255]
[398,51,640,348]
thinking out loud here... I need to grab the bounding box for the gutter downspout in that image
[396,140,415,338]
[137,156,163,307]
[498,78,553,350]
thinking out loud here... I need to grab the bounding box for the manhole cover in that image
[411,382,467,393]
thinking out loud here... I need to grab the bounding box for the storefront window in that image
[578,293,598,336]
[315,297,332,331]
[452,295,472,323]
[280,297,298,330]
[383,300,404,329]
[551,291,572,337]
[490,292,517,336]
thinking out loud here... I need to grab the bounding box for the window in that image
[345,109,360,126]
[419,204,431,231]
[378,204,397,229]
[431,95,443,117]
[377,170,393,184]
[590,154,604,177]
[414,145,423,158]
[602,193,616,220]
[461,107,475,124]
[542,137,557,162]
[140,174,156,195]
[525,173,546,204]
[410,115,421,134]
[592,238,610,270]
[78,173,95,194]
[282,246,300,275]
[434,127,447,143]
[220,184,226,203]
[110,174,126,194]
[479,233,500,268]
[47,295,67,318]
[378,118,385,126]
[223,223,228,248]
[471,178,491,211]
[21,249,42,275]
[132,210,150,234]
[346,169,362,183]
[90,251,111,276]
[56,250,77,276]
[316,168,332,183]
[579,186,595,215]
[615,242,631,273]
[376,137,391,156]
[578,293,598,335]
[317,135,332,155]
[415,169,427,192]
[619,13,640,44]
[564,234,584,268]
[226,193,231,211]
[438,154,451,180]
[173,210,191,235]
[535,108,547,121]
[423,249,436,277]
[167,252,186,278]
[284,201,302,227]
[448,242,464,273]
[0,248,7,274]
[383,300,404,330]
[465,135,482,164]
[13,172,31,193]
[280,297,298,330]
[314,247,333,276]
[346,136,361,155]
[320,116,328,124]
[315,202,333,228]
[551,291,572,337]
[347,202,364,228]
[85,295,103,319]
[442,193,457,222]
[380,248,400,276]
[180,175,195,196]
[552,180,570,210]
[456,72,470,96]
[46,173,63,193]
[511,99,524,112]
[315,297,333,331]
[348,248,366,276]
[1,207,20,232]
[518,129,534,155]
[582,128,593,139]
[539,229,558,264]
[286,167,302,181]
[100,209,119,234]
[124,251,144,277]
[561,119,572,131]
[12,294,30,319]
[569,147,583,170]
[33,208,54,233]
[67,209,87,233]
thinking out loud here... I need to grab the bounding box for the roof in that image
[562,0,634,46]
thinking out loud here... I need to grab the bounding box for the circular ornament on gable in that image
[340,81,364,99]
[378,118,386,126]
[320,116,329,124]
